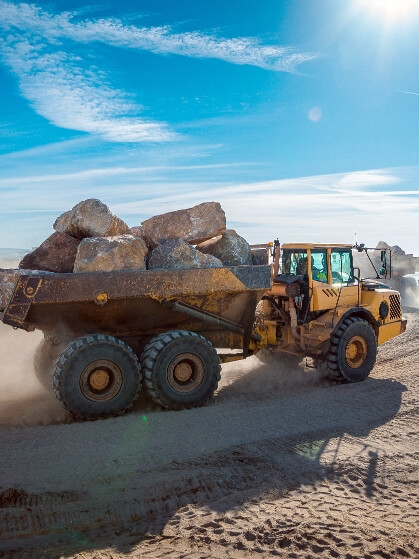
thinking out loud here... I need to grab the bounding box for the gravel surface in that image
[0,310,417,559]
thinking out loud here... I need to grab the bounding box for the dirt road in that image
[0,310,418,559]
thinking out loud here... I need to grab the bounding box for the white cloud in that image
[399,90,419,97]
[0,1,319,142]
[332,169,401,189]
[1,164,417,254]
[72,23,317,73]
[0,1,318,73]
[0,35,176,142]
[0,162,251,186]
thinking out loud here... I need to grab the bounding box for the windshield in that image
[331,250,354,284]
[282,250,307,275]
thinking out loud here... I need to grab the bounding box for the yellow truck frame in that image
[250,242,406,383]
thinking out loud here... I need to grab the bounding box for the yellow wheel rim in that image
[89,369,111,391]
[345,336,368,369]
[168,353,204,393]
[80,359,123,402]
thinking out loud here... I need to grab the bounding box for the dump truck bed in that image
[1,266,272,346]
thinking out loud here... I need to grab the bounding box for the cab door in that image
[310,249,337,311]
[310,249,358,311]
[329,249,358,306]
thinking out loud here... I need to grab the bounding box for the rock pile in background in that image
[353,241,416,279]
[14,199,258,276]
[353,241,418,306]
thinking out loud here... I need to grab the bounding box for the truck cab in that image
[258,241,407,382]
[280,243,359,313]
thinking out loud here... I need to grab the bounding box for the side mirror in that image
[380,250,387,277]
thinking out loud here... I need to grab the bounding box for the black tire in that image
[33,339,65,391]
[52,335,141,420]
[327,317,377,382]
[141,330,221,410]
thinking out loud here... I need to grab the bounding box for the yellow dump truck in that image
[0,241,406,420]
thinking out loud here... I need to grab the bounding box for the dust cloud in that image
[0,323,70,426]
[403,278,419,309]
[218,350,330,400]
[0,256,70,426]
[0,258,69,425]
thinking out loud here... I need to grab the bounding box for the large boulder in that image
[148,239,223,270]
[130,225,157,250]
[251,248,269,266]
[197,229,252,266]
[54,199,130,240]
[18,232,80,273]
[141,202,226,245]
[73,235,148,273]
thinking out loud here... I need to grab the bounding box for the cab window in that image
[330,250,354,284]
[282,250,307,276]
[311,250,328,283]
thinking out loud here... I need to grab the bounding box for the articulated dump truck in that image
[0,242,407,420]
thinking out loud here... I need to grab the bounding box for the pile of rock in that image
[17,199,259,275]
[353,241,418,306]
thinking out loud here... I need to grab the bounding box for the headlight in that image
[379,301,389,319]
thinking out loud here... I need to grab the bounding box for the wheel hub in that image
[89,369,110,391]
[345,336,367,369]
[168,353,204,393]
[80,359,123,402]
[173,361,194,382]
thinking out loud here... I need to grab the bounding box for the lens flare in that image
[356,0,419,23]
[308,107,322,122]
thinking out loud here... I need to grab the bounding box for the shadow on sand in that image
[0,360,407,557]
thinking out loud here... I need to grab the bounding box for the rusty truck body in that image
[0,242,406,420]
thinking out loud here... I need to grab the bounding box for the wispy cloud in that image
[0,34,176,143]
[399,90,419,97]
[0,162,257,187]
[0,1,318,72]
[0,163,417,253]
[0,1,318,143]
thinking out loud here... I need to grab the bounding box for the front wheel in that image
[52,335,141,420]
[327,317,377,382]
[141,330,221,410]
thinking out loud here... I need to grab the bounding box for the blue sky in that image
[0,0,418,253]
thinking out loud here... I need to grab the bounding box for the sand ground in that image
[0,310,417,559]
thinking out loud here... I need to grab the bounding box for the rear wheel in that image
[141,330,221,410]
[33,338,65,390]
[327,317,377,382]
[52,335,141,420]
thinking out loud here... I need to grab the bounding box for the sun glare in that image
[357,0,419,23]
